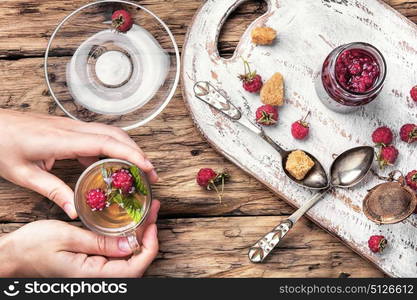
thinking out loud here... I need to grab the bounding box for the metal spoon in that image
[248,146,375,263]
[194,81,328,190]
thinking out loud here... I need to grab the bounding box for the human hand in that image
[0,109,158,219]
[0,200,160,278]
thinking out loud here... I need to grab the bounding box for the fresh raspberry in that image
[238,60,263,93]
[196,168,230,203]
[410,86,417,102]
[291,122,309,140]
[111,169,134,194]
[196,168,217,188]
[243,74,263,93]
[378,146,399,168]
[368,235,387,253]
[400,124,417,144]
[406,170,417,191]
[291,111,311,140]
[256,105,278,126]
[112,10,133,33]
[86,189,107,211]
[372,126,393,146]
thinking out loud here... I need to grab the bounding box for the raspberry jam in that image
[335,49,380,93]
[315,42,386,113]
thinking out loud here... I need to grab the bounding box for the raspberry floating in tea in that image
[86,188,108,211]
[111,168,134,194]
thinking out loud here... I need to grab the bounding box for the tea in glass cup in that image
[75,159,152,253]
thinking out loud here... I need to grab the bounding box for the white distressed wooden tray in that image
[181,0,417,277]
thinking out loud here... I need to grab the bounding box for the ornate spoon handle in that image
[248,188,331,263]
[248,220,293,263]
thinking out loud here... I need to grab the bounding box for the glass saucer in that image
[45,0,180,130]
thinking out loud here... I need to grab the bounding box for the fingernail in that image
[64,203,76,219]
[118,238,131,253]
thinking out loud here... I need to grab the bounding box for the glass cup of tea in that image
[75,159,152,254]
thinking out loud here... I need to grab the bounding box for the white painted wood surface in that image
[181,0,417,277]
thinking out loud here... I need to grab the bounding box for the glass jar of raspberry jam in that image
[315,42,386,113]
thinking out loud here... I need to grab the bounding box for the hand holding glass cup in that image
[75,159,152,254]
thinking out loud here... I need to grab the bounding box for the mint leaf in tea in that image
[130,165,148,195]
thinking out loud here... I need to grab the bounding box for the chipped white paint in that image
[182,0,417,277]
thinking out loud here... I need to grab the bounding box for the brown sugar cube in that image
[260,72,285,106]
[285,150,315,181]
[251,27,277,45]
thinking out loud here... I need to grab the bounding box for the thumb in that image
[63,226,133,257]
[20,165,77,219]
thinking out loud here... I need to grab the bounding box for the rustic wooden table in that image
[0,0,415,278]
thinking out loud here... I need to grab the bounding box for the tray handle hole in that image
[217,0,268,59]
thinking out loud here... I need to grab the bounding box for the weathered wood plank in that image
[387,0,417,22]
[0,0,413,58]
[0,218,384,278]
[0,0,203,58]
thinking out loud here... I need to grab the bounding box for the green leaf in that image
[109,192,143,224]
[129,166,148,195]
